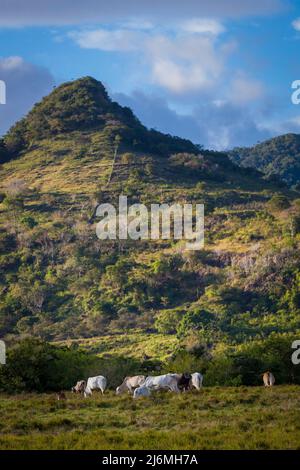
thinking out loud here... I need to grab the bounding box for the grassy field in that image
[56,330,179,361]
[0,386,300,450]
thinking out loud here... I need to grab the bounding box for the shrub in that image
[20,216,37,229]
[0,338,96,393]
[268,194,290,211]
[155,308,184,334]
[165,334,300,386]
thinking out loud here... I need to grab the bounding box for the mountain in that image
[0,76,197,163]
[228,133,300,188]
[0,77,299,364]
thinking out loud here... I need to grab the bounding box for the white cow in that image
[143,374,180,393]
[191,372,203,390]
[133,386,151,399]
[84,375,107,397]
[263,371,275,387]
[116,375,146,395]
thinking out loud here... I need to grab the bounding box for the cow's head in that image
[184,373,192,380]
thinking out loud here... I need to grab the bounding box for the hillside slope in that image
[0,77,300,362]
[229,133,300,188]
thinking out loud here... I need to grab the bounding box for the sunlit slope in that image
[0,76,299,348]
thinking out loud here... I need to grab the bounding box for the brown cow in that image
[71,380,86,394]
[56,391,66,401]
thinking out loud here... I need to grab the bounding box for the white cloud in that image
[180,18,225,35]
[69,29,143,51]
[147,34,225,93]
[0,56,25,71]
[266,115,300,135]
[71,27,229,94]
[70,24,263,98]
[228,76,265,104]
[292,18,300,31]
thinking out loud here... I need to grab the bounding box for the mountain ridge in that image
[228,133,300,188]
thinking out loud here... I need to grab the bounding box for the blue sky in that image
[1,0,300,149]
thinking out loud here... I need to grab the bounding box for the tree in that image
[0,138,9,163]
[289,215,300,237]
[268,194,290,211]
[0,338,96,392]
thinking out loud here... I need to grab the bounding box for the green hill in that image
[0,76,197,164]
[229,133,300,188]
[0,77,300,365]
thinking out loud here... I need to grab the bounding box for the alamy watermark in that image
[0,80,6,105]
[0,340,6,365]
[291,80,300,105]
[291,340,300,365]
[95,196,204,251]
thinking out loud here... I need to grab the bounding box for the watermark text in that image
[0,340,6,365]
[291,340,300,365]
[96,196,204,251]
[0,80,6,105]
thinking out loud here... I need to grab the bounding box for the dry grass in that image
[0,386,299,450]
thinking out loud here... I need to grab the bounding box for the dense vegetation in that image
[0,77,300,382]
[0,76,196,163]
[229,133,300,188]
[1,335,299,394]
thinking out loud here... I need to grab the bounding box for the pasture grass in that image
[56,330,179,361]
[0,386,299,450]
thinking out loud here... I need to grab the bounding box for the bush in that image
[0,338,148,393]
[0,338,96,393]
[268,194,290,211]
[155,308,184,334]
[20,215,37,229]
[165,333,300,386]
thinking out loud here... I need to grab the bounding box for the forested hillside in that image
[0,77,300,374]
[229,133,300,188]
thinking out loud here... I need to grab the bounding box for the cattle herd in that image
[62,371,275,400]
[70,372,202,399]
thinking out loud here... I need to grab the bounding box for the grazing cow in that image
[116,375,146,395]
[190,372,203,390]
[133,386,151,399]
[263,371,275,387]
[177,373,192,391]
[169,373,192,391]
[56,391,66,401]
[71,380,86,394]
[143,374,180,393]
[84,375,107,397]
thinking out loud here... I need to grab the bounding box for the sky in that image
[1,0,300,149]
